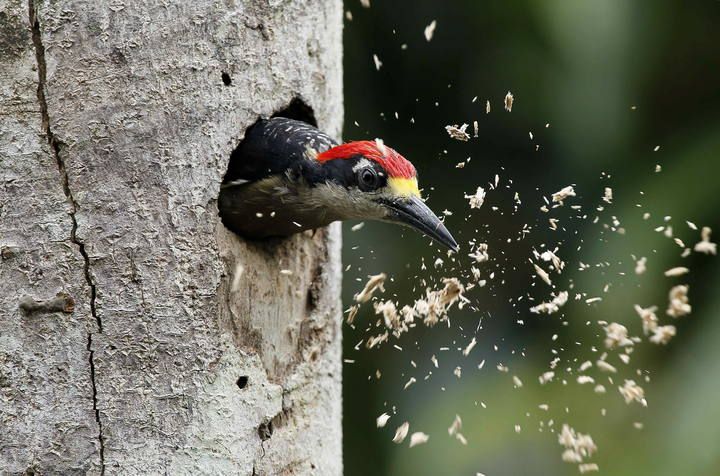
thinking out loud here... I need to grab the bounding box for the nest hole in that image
[271,97,317,126]
[218,97,318,241]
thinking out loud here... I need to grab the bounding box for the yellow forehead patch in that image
[388,177,420,198]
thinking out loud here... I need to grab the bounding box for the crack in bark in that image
[29,2,106,473]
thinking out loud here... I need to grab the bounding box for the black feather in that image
[223,117,338,184]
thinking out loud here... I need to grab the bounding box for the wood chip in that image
[376,413,390,428]
[504,91,514,111]
[355,273,387,303]
[445,123,470,141]
[664,266,689,277]
[392,422,410,443]
[423,20,437,41]
[409,432,429,447]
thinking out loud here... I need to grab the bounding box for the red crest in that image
[317,140,416,179]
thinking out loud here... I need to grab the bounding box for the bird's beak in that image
[380,196,459,252]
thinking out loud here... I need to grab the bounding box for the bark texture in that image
[0,0,343,474]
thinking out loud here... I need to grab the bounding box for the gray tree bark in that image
[0,0,343,474]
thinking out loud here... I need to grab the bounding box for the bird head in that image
[315,139,459,252]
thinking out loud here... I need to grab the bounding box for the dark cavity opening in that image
[236,375,249,389]
[221,72,232,86]
[271,97,317,126]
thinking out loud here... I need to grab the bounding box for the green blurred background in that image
[339,1,720,475]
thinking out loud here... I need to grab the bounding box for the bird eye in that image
[358,167,379,191]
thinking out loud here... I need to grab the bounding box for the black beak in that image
[380,196,459,252]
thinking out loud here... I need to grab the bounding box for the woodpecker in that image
[219,117,458,251]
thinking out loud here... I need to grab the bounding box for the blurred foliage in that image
[340,1,720,475]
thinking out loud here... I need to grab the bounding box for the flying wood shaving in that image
[446,124,470,141]
[504,91,514,111]
[664,266,689,277]
[634,304,658,335]
[539,371,555,384]
[635,257,647,275]
[619,380,647,406]
[530,291,568,315]
[604,322,633,349]
[540,249,565,272]
[409,432,429,447]
[375,138,387,155]
[346,304,360,324]
[400,305,415,324]
[360,0,370,7]
[375,300,409,337]
[463,337,477,356]
[650,325,676,345]
[366,332,389,349]
[596,360,617,373]
[373,54,382,70]
[469,243,489,262]
[603,187,613,204]
[694,227,717,255]
[355,273,387,302]
[423,20,437,41]
[465,187,486,209]
[552,185,576,205]
[439,278,465,306]
[486,100,491,114]
[448,416,461,435]
[666,284,691,317]
[416,278,466,326]
[376,413,390,428]
[393,422,410,444]
[533,263,553,286]
[579,464,600,473]
[558,424,597,467]
[448,414,467,445]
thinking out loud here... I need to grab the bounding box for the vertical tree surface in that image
[0,0,343,474]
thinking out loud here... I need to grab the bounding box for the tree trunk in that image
[0,0,343,474]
